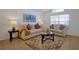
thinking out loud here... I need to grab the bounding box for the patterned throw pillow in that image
[20,26,31,36]
[34,23,40,29]
[27,24,32,30]
[50,24,54,29]
[59,25,65,30]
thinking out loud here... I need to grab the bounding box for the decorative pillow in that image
[24,28,31,35]
[34,23,40,29]
[19,26,31,36]
[50,24,54,29]
[27,24,32,30]
[59,25,65,30]
[19,25,25,33]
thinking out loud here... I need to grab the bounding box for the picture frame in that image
[23,14,36,23]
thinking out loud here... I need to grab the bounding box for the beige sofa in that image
[50,25,68,37]
[20,29,43,40]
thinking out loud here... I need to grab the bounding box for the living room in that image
[0,9,79,50]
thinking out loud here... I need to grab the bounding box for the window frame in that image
[50,14,69,25]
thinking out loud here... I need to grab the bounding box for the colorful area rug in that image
[25,36,65,50]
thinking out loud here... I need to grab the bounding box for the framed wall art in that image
[23,14,36,23]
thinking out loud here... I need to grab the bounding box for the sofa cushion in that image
[30,29,42,34]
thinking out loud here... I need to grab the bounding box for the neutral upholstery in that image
[50,25,68,37]
[20,29,43,40]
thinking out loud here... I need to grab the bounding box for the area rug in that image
[25,36,65,50]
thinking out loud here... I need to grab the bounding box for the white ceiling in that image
[33,9,51,12]
[0,9,52,13]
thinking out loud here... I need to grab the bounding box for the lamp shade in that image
[11,20,17,27]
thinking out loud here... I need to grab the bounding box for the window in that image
[52,9,64,13]
[50,14,69,25]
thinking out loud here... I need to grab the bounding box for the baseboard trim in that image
[67,35,79,38]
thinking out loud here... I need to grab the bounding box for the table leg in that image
[42,35,44,44]
[10,33,12,42]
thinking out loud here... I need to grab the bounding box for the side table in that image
[8,30,20,42]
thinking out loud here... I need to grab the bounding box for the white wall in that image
[42,9,79,36]
[0,9,42,40]
[42,10,52,28]
[68,10,79,36]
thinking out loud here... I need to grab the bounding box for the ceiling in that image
[33,9,52,12]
